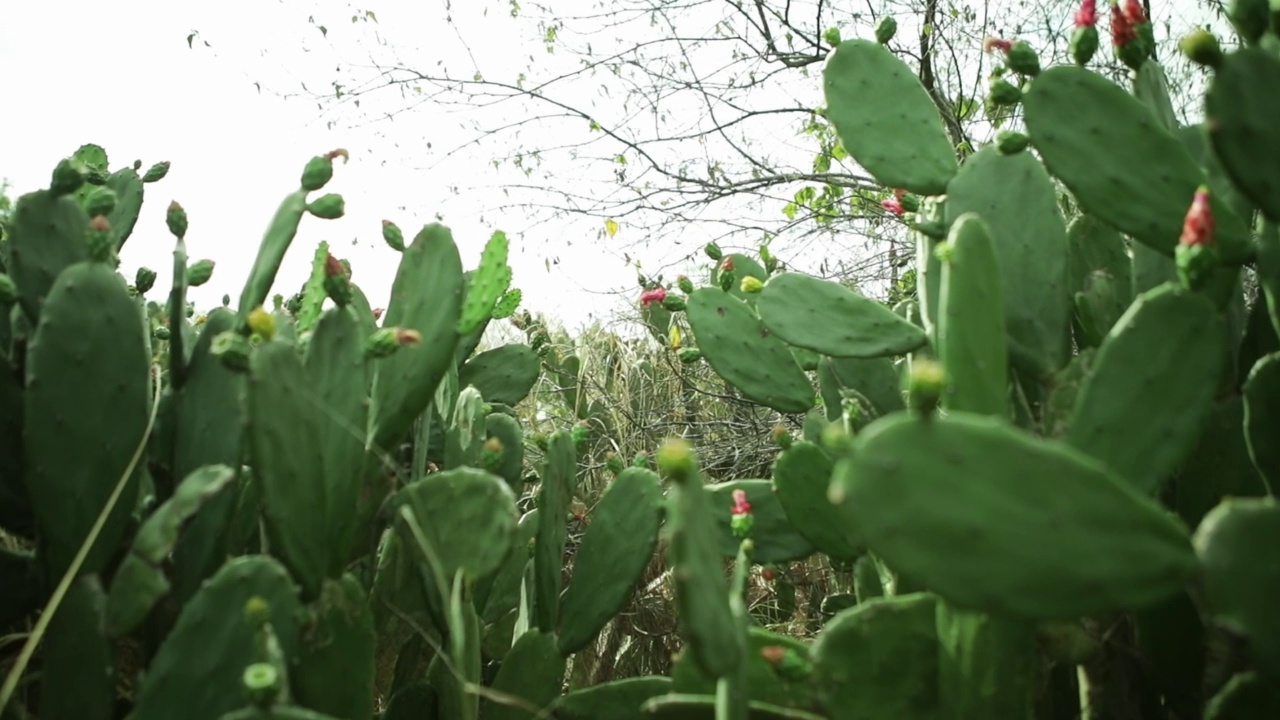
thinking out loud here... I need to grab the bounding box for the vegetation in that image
[2,2,1280,720]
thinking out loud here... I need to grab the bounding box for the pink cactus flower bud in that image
[983,37,1014,54]
[1075,0,1097,27]
[721,257,735,272]
[1110,2,1136,46]
[882,197,906,216]
[731,488,752,516]
[1121,0,1146,24]
[1179,185,1214,247]
[372,307,384,321]
[639,286,668,306]
[762,567,777,581]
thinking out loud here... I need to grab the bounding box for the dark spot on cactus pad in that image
[716,307,726,317]
[759,328,769,338]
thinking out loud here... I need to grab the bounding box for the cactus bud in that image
[212,331,253,372]
[760,245,778,274]
[821,423,854,456]
[131,266,156,294]
[772,424,793,450]
[718,270,736,293]
[381,220,406,252]
[222,294,231,307]
[571,421,591,446]
[704,242,722,261]
[300,150,347,192]
[875,16,897,45]
[761,567,777,582]
[1179,29,1223,68]
[244,595,272,627]
[897,191,920,213]
[632,451,650,469]
[996,131,1031,155]
[242,663,281,707]
[908,358,947,417]
[1006,40,1041,76]
[657,438,698,484]
[50,158,87,195]
[882,196,906,216]
[987,75,1023,106]
[669,325,682,350]
[1176,185,1220,290]
[323,253,353,307]
[605,451,625,476]
[729,488,754,538]
[307,193,346,220]
[154,325,171,341]
[640,286,668,307]
[658,293,684,312]
[676,275,695,294]
[83,186,117,217]
[481,437,505,473]
[142,161,171,183]
[823,27,842,47]
[247,306,277,341]
[0,274,16,306]
[740,276,764,294]
[186,259,215,287]
[364,327,423,359]
[166,200,188,240]
[87,215,115,263]
[678,347,703,364]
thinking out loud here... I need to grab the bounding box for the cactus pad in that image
[393,466,519,584]
[756,272,927,358]
[685,288,814,414]
[822,40,958,195]
[832,412,1199,619]
[706,479,815,563]
[7,189,89,320]
[458,343,540,406]
[1206,47,1280,221]
[937,212,1009,416]
[771,442,861,561]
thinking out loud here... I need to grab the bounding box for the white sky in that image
[0,0,1226,333]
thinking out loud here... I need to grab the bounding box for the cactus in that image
[771,442,861,561]
[755,272,926,358]
[534,431,574,632]
[41,576,114,720]
[936,213,1009,416]
[480,630,565,719]
[557,467,664,655]
[1205,47,1280,221]
[457,343,540,406]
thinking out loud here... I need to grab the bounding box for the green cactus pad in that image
[7,189,89,320]
[484,413,527,493]
[41,576,114,720]
[1243,353,1280,493]
[249,340,333,598]
[709,253,769,304]
[481,630,566,719]
[1132,60,1179,132]
[756,273,927,358]
[664,454,742,678]
[705,479,815,563]
[106,464,237,637]
[944,147,1070,375]
[550,676,673,720]
[458,343,540,406]
[131,556,303,720]
[535,432,574,631]
[478,509,538,624]
[852,556,883,603]
[1193,497,1280,676]
[671,626,815,711]
[771,442,861,561]
[24,261,150,579]
[1206,47,1280,221]
[105,166,144,249]
[935,603,1038,718]
[1067,216,1132,300]
[937,213,1009,416]
[394,466,519,584]
[303,307,369,573]
[1066,284,1227,496]
[459,230,511,335]
[685,288,815,414]
[1022,65,1251,263]
[237,189,310,318]
[831,412,1199,619]
[810,593,940,720]
[559,467,664,655]
[293,575,377,720]
[817,355,904,422]
[822,40,958,195]
[1170,396,1269,531]
[170,309,248,604]
[1176,124,1255,226]
[368,224,464,454]
[640,694,826,719]
[383,681,439,720]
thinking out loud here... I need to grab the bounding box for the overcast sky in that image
[0,0,1225,333]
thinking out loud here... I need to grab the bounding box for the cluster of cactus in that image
[611,2,1280,717]
[6,0,1280,717]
